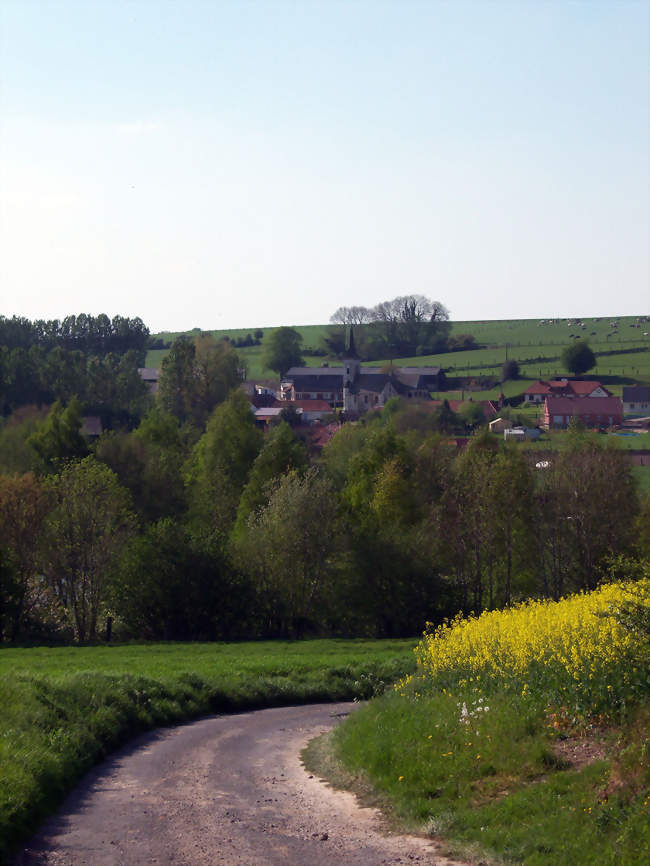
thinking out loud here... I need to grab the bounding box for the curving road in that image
[14,703,465,866]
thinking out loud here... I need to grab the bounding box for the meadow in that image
[146,315,650,386]
[0,639,415,861]
[315,581,650,865]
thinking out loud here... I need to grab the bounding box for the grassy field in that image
[0,638,415,862]
[308,581,650,865]
[146,315,650,386]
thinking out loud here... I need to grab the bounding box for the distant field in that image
[146,315,650,387]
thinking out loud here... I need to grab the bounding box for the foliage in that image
[184,389,263,532]
[261,326,305,376]
[233,468,340,636]
[0,313,149,359]
[232,422,308,535]
[113,520,251,640]
[158,333,241,427]
[409,580,650,715]
[94,409,188,523]
[41,457,136,641]
[501,358,520,381]
[329,582,650,865]
[0,472,50,640]
[329,295,451,360]
[26,398,88,471]
[562,340,597,375]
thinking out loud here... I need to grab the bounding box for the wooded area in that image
[0,315,647,644]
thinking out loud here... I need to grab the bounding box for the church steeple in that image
[346,325,360,360]
[343,325,361,390]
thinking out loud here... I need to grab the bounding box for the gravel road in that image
[13,702,467,866]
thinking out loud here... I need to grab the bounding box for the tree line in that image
[0,372,646,643]
[0,314,150,357]
[0,313,152,422]
[327,295,453,359]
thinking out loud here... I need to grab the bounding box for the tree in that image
[0,472,50,639]
[501,359,520,382]
[158,334,241,427]
[113,520,252,640]
[370,295,450,355]
[561,340,596,376]
[27,398,88,471]
[158,336,196,423]
[233,468,339,636]
[0,548,19,643]
[185,389,263,532]
[42,457,136,641]
[460,401,486,429]
[261,327,304,376]
[233,422,308,535]
[330,306,373,326]
[94,408,187,522]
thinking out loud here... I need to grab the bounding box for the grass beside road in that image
[0,638,415,862]
[314,582,650,866]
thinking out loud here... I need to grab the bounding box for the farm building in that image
[138,367,160,394]
[281,364,443,416]
[622,386,650,415]
[524,379,612,403]
[489,417,513,433]
[543,396,623,429]
[271,399,332,423]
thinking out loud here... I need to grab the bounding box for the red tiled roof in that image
[544,396,622,415]
[526,379,610,396]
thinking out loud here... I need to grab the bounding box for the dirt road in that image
[14,702,465,866]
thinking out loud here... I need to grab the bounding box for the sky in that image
[0,0,648,333]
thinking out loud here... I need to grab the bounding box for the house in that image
[138,367,160,394]
[490,417,513,434]
[253,407,286,426]
[622,386,650,415]
[281,329,443,417]
[271,399,332,423]
[543,396,623,429]
[524,379,612,403]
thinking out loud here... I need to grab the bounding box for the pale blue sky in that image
[1,0,648,332]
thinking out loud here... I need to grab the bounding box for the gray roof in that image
[285,366,344,377]
[623,386,650,401]
[138,367,160,381]
[283,364,441,394]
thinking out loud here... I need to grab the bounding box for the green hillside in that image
[147,315,650,385]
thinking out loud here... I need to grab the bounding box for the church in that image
[280,329,444,418]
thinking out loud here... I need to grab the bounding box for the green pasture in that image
[0,638,414,680]
[449,314,650,347]
[146,316,650,388]
[0,638,415,861]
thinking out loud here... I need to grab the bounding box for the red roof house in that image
[524,379,612,403]
[543,396,623,429]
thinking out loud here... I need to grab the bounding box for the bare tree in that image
[330,306,373,326]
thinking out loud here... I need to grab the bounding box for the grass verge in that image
[315,583,650,865]
[0,638,415,862]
